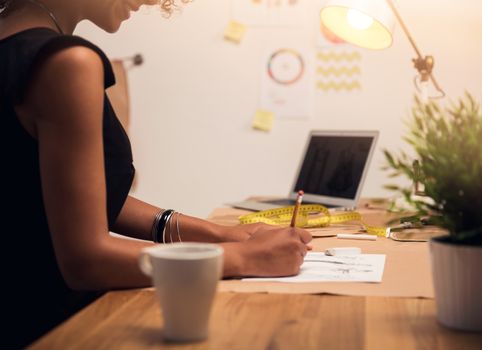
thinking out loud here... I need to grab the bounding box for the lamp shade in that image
[320,0,395,50]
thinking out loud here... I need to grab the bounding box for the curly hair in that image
[0,0,190,16]
[0,0,12,11]
[160,0,192,17]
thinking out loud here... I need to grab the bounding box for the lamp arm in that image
[428,73,446,98]
[385,0,445,98]
[386,0,423,59]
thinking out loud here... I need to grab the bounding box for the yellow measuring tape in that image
[239,204,389,237]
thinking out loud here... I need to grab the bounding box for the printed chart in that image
[260,47,313,119]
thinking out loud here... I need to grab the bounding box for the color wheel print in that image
[267,49,305,85]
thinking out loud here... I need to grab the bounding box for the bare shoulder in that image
[39,45,104,77]
[25,45,106,125]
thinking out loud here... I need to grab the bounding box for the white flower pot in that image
[430,237,482,331]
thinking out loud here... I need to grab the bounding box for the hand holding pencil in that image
[290,190,312,251]
[290,190,304,228]
[234,189,312,276]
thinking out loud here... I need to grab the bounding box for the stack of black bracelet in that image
[151,209,182,244]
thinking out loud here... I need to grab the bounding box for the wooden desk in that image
[29,205,482,349]
[29,290,482,350]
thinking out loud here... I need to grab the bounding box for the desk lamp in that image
[320,0,445,99]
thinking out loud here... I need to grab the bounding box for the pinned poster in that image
[315,3,362,93]
[232,0,306,27]
[252,110,274,132]
[224,20,247,44]
[315,48,362,92]
[260,47,313,119]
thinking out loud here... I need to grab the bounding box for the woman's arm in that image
[111,195,227,242]
[110,195,312,276]
[113,196,271,243]
[110,196,160,241]
[22,46,155,290]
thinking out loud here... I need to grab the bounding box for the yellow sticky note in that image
[224,21,246,44]
[252,110,274,132]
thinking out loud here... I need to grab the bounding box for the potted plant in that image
[384,93,482,331]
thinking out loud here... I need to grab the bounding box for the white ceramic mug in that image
[139,243,224,342]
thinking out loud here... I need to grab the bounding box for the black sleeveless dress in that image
[1,28,135,348]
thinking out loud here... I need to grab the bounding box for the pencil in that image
[290,190,304,227]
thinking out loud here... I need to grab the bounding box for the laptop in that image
[229,130,379,211]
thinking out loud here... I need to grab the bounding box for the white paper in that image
[260,47,314,119]
[243,252,386,283]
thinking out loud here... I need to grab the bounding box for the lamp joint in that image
[413,55,434,82]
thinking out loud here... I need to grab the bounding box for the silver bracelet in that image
[152,210,182,244]
[168,210,174,243]
[176,212,183,243]
[151,209,165,243]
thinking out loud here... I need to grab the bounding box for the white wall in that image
[76,0,482,218]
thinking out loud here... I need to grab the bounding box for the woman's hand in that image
[221,226,312,278]
[221,222,278,242]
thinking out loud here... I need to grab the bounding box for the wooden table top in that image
[30,289,482,350]
[28,202,482,349]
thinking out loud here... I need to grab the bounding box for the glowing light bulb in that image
[346,9,374,30]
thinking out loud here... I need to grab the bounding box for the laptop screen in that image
[293,135,374,199]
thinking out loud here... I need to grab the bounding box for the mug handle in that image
[138,251,152,276]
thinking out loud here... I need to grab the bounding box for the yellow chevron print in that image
[317,51,361,62]
[317,81,361,91]
[316,66,361,77]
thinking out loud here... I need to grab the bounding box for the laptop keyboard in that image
[260,198,337,208]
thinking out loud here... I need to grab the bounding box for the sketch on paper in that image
[243,252,386,282]
[232,0,306,27]
[260,47,313,119]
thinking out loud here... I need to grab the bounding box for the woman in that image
[0,0,312,347]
